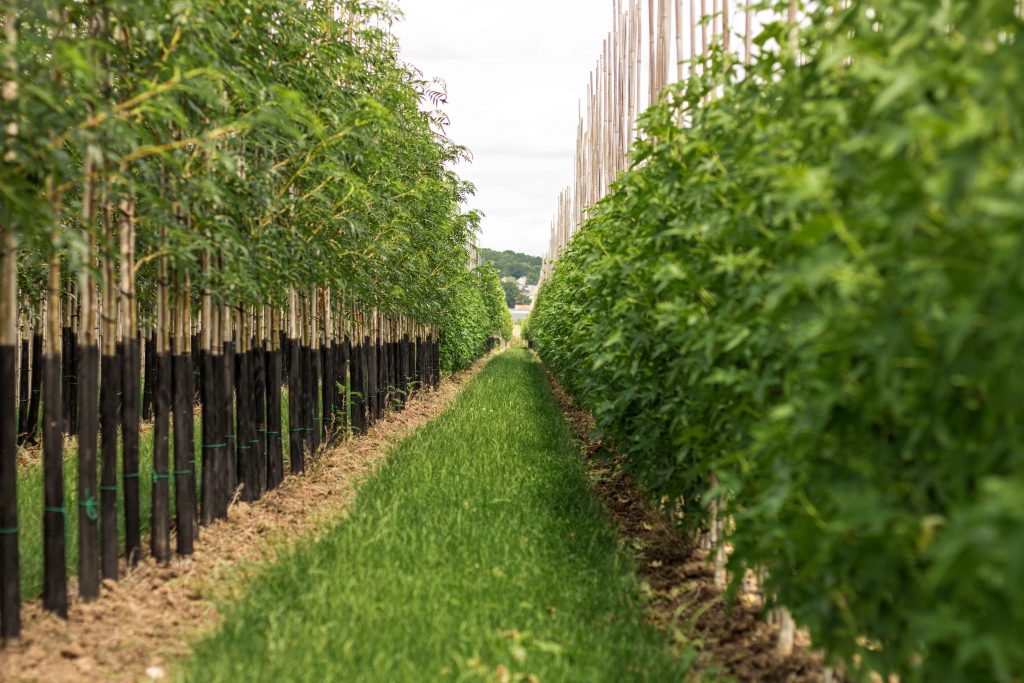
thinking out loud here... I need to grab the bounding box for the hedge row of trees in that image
[529,2,1023,681]
[0,0,503,639]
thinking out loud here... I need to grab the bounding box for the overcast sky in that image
[392,1,612,257]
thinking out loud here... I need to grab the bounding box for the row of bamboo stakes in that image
[539,0,806,662]
[542,0,799,280]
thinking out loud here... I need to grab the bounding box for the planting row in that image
[528,2,1024,681]
[0,0,507,640]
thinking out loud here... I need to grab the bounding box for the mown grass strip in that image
[182,349,690,682]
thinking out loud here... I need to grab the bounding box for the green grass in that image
[16,393,294,598]
[181,349,691,682]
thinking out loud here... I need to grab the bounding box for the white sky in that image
[392,0,613,257]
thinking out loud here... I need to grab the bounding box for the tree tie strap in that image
[152,472,171,484]
[0,527,19,535]
[99,485,118,493]
[79,492,99,522]
[43,506,68,544]
[123,472,140,480]
[203,443,227,449]
[174,470,192,476]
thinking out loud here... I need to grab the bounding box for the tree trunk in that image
[172,273,196,555]
[150,230,171,565]
[265,308,284,490]
[288,291,304,473]
[1,196,22,637]
[235,307,254,502]
[222,301,236,508]
[119,194,141,567]
[253,308,267,494]
[99,192,119,582]
[20,322,41,446]
[76,152,100,603]
[42,188,67,616]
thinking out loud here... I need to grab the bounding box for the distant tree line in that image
[501,281,531,309]
[479,249,542,286]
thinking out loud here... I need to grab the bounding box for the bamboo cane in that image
[675,0,686,82]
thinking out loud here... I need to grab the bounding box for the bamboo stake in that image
[722,0,730,54]
[701,0,708,59]
[648,0,657,106]
[745,1,753,65]
[691,0,698,63]
[675,0,686,82]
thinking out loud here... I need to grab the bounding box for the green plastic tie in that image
[237,445,250,450]
[123,472,140,480]
[0,527,19,535]
[152,472,170,484]
[78,491,99,522]
[202,443,226,449]
[174,470,192,476]
[99,485,118,493]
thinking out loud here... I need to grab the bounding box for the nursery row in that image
[0,0,508,639]
[529,2,1024,681]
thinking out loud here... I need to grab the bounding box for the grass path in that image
[182,349,690,682]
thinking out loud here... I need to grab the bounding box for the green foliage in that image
[182,350,689,682]
[439,265,511,373]
[479,248,543,285]
[1,0,482,326]
[501,279,531,309]
[530,2,1024,681]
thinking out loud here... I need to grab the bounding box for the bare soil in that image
[0,357,491,682]
[541,365,825,683]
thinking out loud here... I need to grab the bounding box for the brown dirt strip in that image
[540,364,825,683]
[0,354,495,682]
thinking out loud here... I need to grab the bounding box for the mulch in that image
[541,365,825,683]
